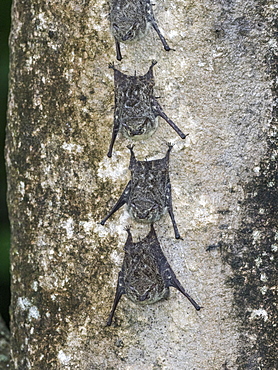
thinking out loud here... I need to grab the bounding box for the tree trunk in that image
[6,0,277,368]
[0,315,10,368]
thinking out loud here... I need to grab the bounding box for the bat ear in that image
[167,142,173,150]
[127,144,136,168]
[149,60,157,71]
[145,60,157,79]
[127,144,135,151]
[124,226,133,243]
[166,142,173,158]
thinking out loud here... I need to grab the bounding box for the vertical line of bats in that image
[97,0,202,326]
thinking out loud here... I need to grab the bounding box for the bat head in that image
[128,197,166,223]
[121,116,158,140]
[112,18,147,43]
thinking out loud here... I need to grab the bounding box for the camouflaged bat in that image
[107,225,201,326]
[101,144,181,239]
[110,0,171,60]
[107,61,186,158]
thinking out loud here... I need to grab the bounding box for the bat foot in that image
[165,46,175,52]
[180,133,189,140]
[106,319,112,327]
[167,142,174,150]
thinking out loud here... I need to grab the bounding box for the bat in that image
[110,0,171,60]
[107,61,187,158]
[101,144,182,239]
[107,225,201,326]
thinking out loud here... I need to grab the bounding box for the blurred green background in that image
[0,0,12,327]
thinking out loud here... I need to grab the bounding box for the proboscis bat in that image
[101,144,181,239]
[107,61,187,157]
[106,225,201,326]
[110,0,171,60]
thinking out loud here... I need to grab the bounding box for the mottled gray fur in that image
[106,225,201,326]
[101,144,182,239]
[107,61,187,158]
[110,0,171,60]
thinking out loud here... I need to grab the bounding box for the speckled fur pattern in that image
[106,225,201,325]
[101,144,182,239]
[107,61,187,158]
[110,0,171,60]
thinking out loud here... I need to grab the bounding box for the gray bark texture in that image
[6,0,277,368]
[0,315,10,368]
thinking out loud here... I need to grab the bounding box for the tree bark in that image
[6,0,277,368]
[0,315,10,368]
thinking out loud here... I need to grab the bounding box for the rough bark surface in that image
[0,315,10,369]
[6,0,277,369]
